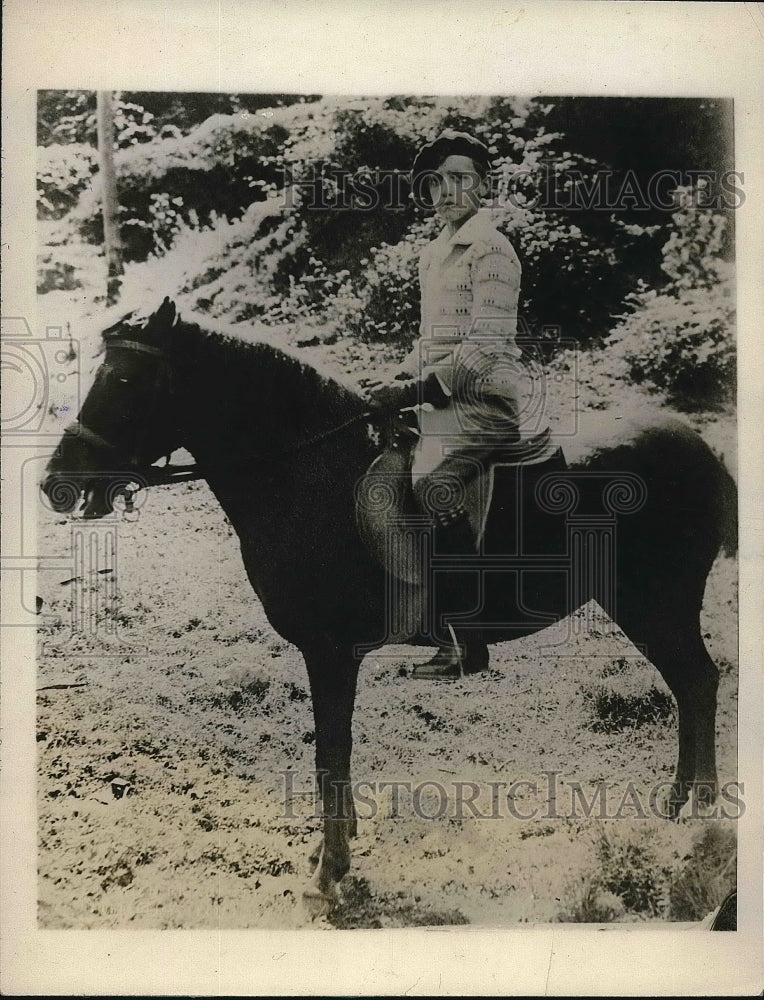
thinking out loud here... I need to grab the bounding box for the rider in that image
[367,129,552,678]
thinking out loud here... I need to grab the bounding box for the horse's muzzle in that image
[40,475,116,518]
[40,474,80,513]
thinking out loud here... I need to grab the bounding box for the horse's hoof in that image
[653,789,684,821]
[302,882,339,919]
[654,779,693,820]
[693,780,718,811]
[658,779,717,820]
[665,798,683,821]
[690,798,717,819]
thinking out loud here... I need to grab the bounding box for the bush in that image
[284,98,441,278]
[169,98,448,326]
[593,829,669,916]
[37,97,159,220]
[58,113,291,260]
[37,252,82,293]
[661,183,729,290]
[668,823,736,921]
[330,217,438,345]
[124,192,189,257]
[480,99,668,343]
[267,256,352,326]
[510,214,661,343]
[38,90,97,146]
[37,143,97,219]
[558,828,670,922]
[607,185,735,410]
[111,101,158,149]
[609,279,735,410]
[557,879,626,923]
[176,200,312,323]
[557,825,736,924]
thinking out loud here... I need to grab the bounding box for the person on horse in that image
[366,128,552,679]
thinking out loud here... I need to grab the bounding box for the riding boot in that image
[412,508,490,679]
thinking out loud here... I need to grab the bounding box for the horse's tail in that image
[717,457,738,557]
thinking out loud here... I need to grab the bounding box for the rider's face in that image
[427,154,487,228]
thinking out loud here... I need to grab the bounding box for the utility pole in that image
[96,91,124,305]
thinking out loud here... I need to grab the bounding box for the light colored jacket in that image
[400,207,523,398]
[400,209,552,468]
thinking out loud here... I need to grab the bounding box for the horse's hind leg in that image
[682,634,720,808]
[622,613,719,817]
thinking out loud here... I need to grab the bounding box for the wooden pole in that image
[96,90,123,305]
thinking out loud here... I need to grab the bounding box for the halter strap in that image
[106,338,166,357]
[66,336,172,463]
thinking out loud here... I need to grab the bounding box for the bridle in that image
[64,337,176,464]
[61,336,191,513]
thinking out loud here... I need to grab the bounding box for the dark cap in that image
[412,128,491,181]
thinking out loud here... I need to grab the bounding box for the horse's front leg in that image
[301,643,360,917]
[308,793,357,872]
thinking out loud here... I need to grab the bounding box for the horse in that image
[41,297,737,915]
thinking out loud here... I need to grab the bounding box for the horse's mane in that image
[176,312,365,410]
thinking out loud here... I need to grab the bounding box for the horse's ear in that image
[158,296,178,327]
[137,297,180,341]
[150,296,180,334]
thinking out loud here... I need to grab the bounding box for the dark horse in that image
[41,298,737,914]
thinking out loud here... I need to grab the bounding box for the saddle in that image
[356,411,565,586]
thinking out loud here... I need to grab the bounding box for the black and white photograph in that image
[2,2,762,995]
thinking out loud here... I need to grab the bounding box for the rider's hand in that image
[366,380,417,411]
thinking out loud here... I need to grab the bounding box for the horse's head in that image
[41,297,181,518]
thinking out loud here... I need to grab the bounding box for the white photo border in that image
[2,1,762,995]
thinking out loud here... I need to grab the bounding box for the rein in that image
[245,409,374,465]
